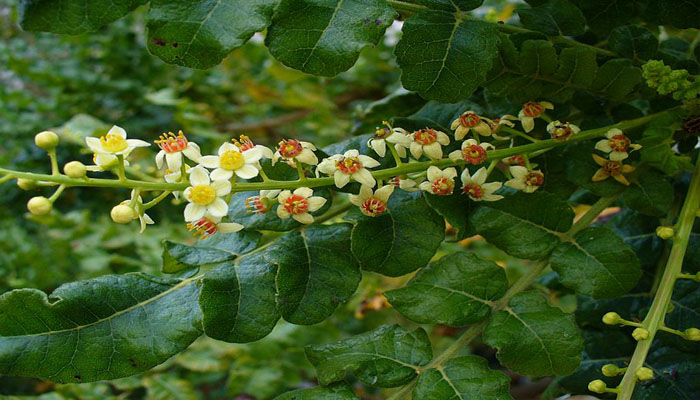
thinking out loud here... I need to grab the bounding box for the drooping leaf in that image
[265,223,361,325]
[274,383,359,400]
[161,231,261,273]
[265,0,397,76]
[470,192,574,260]
[423,192,476,240]
[483,291,583,377]
[550,227,642,298]
[591,59,642,101]
[413,356,513,400]
[305,324,432,387]
[395,11,499,102]
[349,190,444,276]
[144,375,199,400]
[620,170,674,217]
[19,0,146,34]
[385,252,507,326]
[516,0,586,36]
[0,274,202,383]
[608,25,658,61]
[147,0,279,69]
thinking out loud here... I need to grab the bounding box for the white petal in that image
[352,168,376,187]
[256,145,274,159]
[505,178,527,191]
[443,167,458,179]
[594,140,613,153]
[243,148,263,163]
[374,185,394,202]
[165,152,183,171]
[609,151,629,161]
[423,143,443,160]
[208,198,229,217]
[210,168,234,181]
[418,181,432,193]
[301,141,317,151]
[184,203,206,221]
[199,155,221,169]
[218,142,237,155]
[395,145,406,158]
[345,149,360,158]
[509,166,529,179]
[370,139,386,157]
[189,167,210,185]
[277,190,292,203]
[359,184,373,200]
[521,117,534,133]
[606,128,622,139]
[482,182,503,193]
[472,167,488,185]
[234,164,259,179]
[426,166,441,181]
[436,131,450,145]
[261,189,281,199]
[218,222,244,233]
[277,205,291,219]
[183,144,202,161]
[296,149,318,165]
[460,168,472,184]
[108,125,127,138]
[126,139,151,148]
[449,150,463,162]
[183,187,193,202]
[541,101,554,110]
[409,142,423,159]
[85,137,102,152]
[211,180,232,196]
[349,194,362,206]
[454,126,467,141]
[481,193,504,201]
[155,150,166,169]
[293,213,314,225]
[334,171,351,188]
[358,155,380,168]
[450,119,460,130]
[307,196,327,212]
[294,187,314,198]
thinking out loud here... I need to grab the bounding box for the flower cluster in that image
[591,128,641,186]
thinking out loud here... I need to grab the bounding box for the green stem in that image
[143,191,171,210]
[116,155,127,182]
[500,126,539,143]
[389,143,403,167]
[566,196,617,238]
[0,174,14,185]
[48,149,60,175]
[616,157,700,400]
[296,162,307,181]
[49,184,66,202]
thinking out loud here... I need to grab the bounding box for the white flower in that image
[199,142,262,181]
[272,139,318,166]
[401,128,450,160]
[368,123,411,157]
[448,139,494,165]
[418,166,457,195]
[183,167,231,222]
[130,190,155,233]
[85,153,129,172]
[592,154,635,186]
[450,111,492,139]
[187,213,244,239]
[233,135,274,159]
[460,167,503,202]
[387,175,418,191]
[505,166,544,193]
[86,125,150,155]
[518,101,554,132]
[349,185,395,217]
[594,128,642,161]
[487,115,519,139]
[245,190,281,214]
[154,130,202,172]
[276,187,327,224]
[316,149,380,188]
[547,120,580,140]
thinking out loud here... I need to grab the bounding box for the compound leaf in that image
[413,356,513,400]
[161,231,261,273]
[274,383,359,400]
[516,0,586,36]
[19,0,146,34]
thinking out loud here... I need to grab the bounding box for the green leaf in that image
[620,170,673,217]
[608,25,658,61]
[144,375,199,400]
[423,192,476,240]
[643,0,700,30]
[395,11,499,102]
[266,224,361,325]
[413,356,513,400]
[591,59,642,101]
[0,274,202,383]
[305,324,432,387]
[274,383,359,400]
[519,40,559,76]
[516,0,586,36]
[469,192,574,260]
[483,291,583,377]
[640,126,694,175]
[385,252,507,326]
[265,0,397,76]
[349,190,444,277]
[413,0,483,12]
[546,46,598,102]
[199,252,280,343]
[146,0,278,69]
[564,142,629,197]
[666,280,700,331]
[162,231,261,273]
[550,227,642,298]
[570,0,643,35]
[18,0,146,34]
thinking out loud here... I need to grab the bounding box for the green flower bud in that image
[632,327,649,341]
[636,367,654,381]
[602,363,621,377]
[588,379,607,394]
[110,204,137,224]
[602,312,621,325]
[64,161,87,179]
[17,178,37,191]
[656,226,675,239]
[27,196,52,216]
[34,131,59,150]
[683,327,700,341]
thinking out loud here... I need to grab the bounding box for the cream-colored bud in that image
[34,131,59,150]
[111,204,137,224]
[588,379,607,394]
[632,327,649,341]
[636,367,654,381]
[656,226,675,239]
[602,312,621,325]
[27,196,52,215]
[64,161,87,178]
[17,178,37,190]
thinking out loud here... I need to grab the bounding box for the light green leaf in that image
[266,224,361,325]
[305,324,432,387]
[265,0,397,76]
[161,231,261,273]
[395,11,499,102]
[469,192,574,260]
[640,125,694,176]
[349,190,444,277]
[483,291,583,377]
[147,0,278,69]
[413,356,513,400]
[550,227,642,298]
[591,59,642,101]
[385,252,507,326]
[516,0,586,36]
[621,170,673,217]
[274,383,359,400]
[144,375,199,400]
[0,274,202,383]
[19,0,145,34]
[608,25,658,61]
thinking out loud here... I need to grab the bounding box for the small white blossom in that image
[187,213,244,239]
[460,167,503,202]
[518,101,553,132]
[368,123,411,157]
[448,139,494,165]
[450,111,492,139]
[276,187,326,224]
[594,128,642,161]
[183,167,231,221]
[273,139,318,166]
[154,130,202,172]
[547,120,580,140]
[418,166,457,195]
[349,185,395,217]
[316,149,380,188]
[400,128,450,160]
[86,125,150,155]
[592,154,635,186]
[505,166,544,193]
[199,142,262,181]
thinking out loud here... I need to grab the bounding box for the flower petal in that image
[108,125,127,138]
[307,196,327,212]
[277,205,291,219]
[126,139,151,148]
[296,149,318,165]
[218,222,244,233]
[210,168,234,181]
[208,198,229,217]
[165,152,183,171]
[294,187,314,198]
[472,167,488,185]
[358,155,380,168]
[235,164,259,179]
[199,155,221,169]
[293,212,314,225]
[243,148,263,163]
[374,185,394,202]
[423,142,443,159]
[155,150,166,169]
[352,168,376,187]
[184,203,206,221]
[334,171,350,188]
[211,180,232,196]
[189,167,210,185]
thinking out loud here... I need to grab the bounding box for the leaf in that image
[591,58,642,101]
[483,291,584,377]
[469,192,574,260]
[423,192,476,240]
[519,40,559,76]
[385,252,507,326]
[412,0,484,12]
[0,274,202,383]
[199,252,280,343]
[305,324,432,387]
[608,25,658,61]
[666,280,700,332]
[545,46,597,102]
[266,224,361,325]
[570,0,643,35]
[640,126,694,176]
[412,356,513,400]
[349,190,445,277]
[146,0,278,69]
[395,11,499,103]
[274,383,359,400]
[144,375,199,400]
[637,345,700,399]
[18,0,146,34]
[265,0,397,76]
[516,0,586,36]
[643,0,700,30]
[162,231,262,273]
[620,170,673,217]
[550,227,642,298]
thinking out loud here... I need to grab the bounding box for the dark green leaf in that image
[546,46,597,102]
[385,252,507,326]
[483,291,583,377]
[161,231,261,273]
[265,0,397,76]
[608,25,658,61]
[516,0,586,36]
[305,324,432,387]
[570,0,643,35]
[643,0,700,30]
[640,126,694,176]
[412,356,513,400]
[591,59,642,101]
[144,375,199,400]
[274,383,359,400]
[413,0,483,12]
[147,0,278,69]
[0,274,202,383]
[19,0,146,34]
[667,280,700,332]
[423,192,476,240]
[576,293,651,328]
[550,227,642,298]
[621,170,673,217]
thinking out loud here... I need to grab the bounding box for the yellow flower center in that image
[100,134,128,153]
[220,150,245,171]
[189,185,217,205]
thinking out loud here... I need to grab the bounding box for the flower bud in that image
[34,131,59,150]
[632,327,649,341]
[602,363,621,377]
[683,327,700,341]
[636,367,654,381]
[27,196,52,216]
[17,178,37,190]
[602,312,621,325]
[588,379,607,394]
[656,226,675,239]
[111,204,137,224]
[64,161,87,178]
